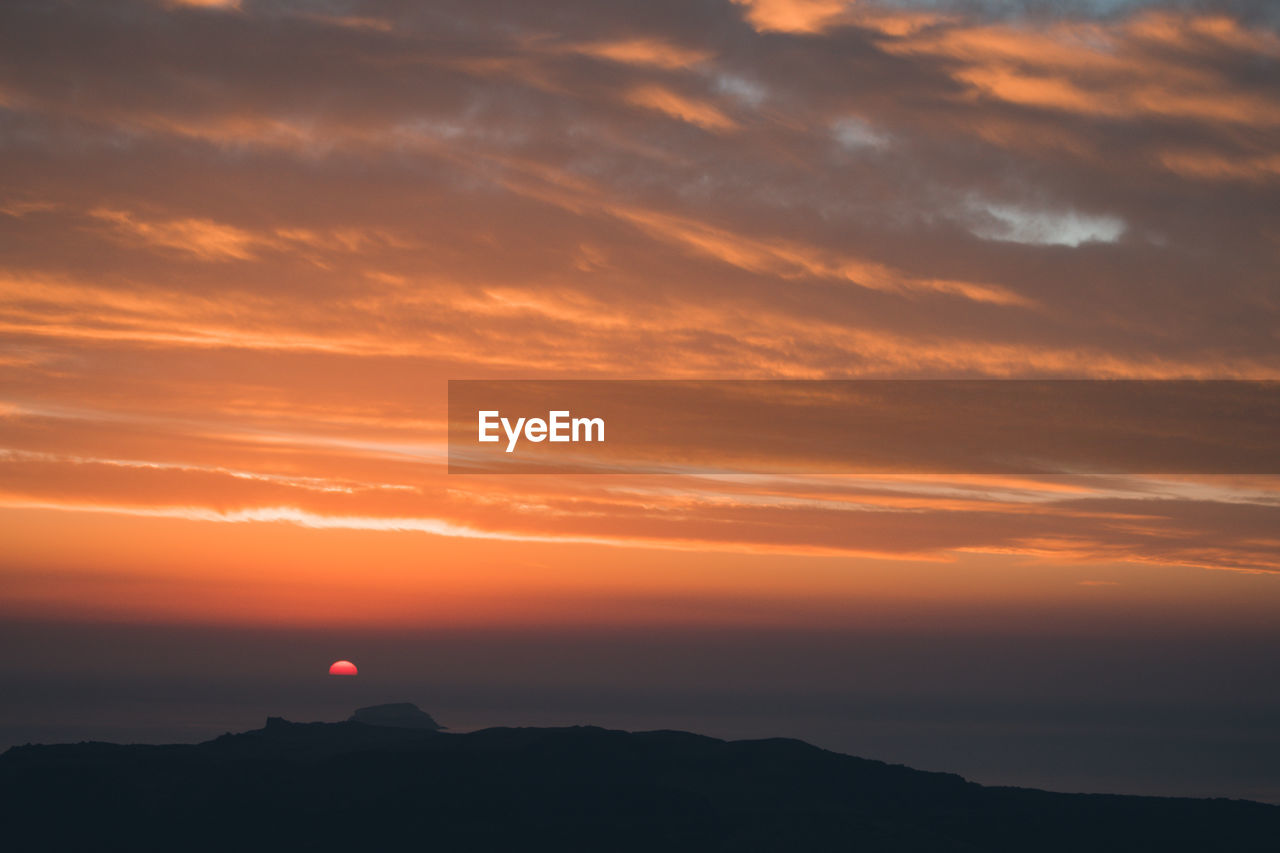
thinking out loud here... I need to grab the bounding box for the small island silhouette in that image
[1,704,1275,851]
[348,702,443,730]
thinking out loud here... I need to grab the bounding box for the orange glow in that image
[0,0,1277,641]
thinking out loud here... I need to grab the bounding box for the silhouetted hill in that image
[1,718,1275,852]
[348,701,443,730]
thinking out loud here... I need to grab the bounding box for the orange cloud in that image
[882,12,1280,127]
[731,0,945,37]
[162,0,241,10]
[0,199,60,218]
[86,208,418,264]
[567,38,713,69]
[89,208,260,260]
[1127,12,1280,57]
[609,205,1030,306]
[730,0,849,34]
[1159,150,1280,183]
[625,85,739,132]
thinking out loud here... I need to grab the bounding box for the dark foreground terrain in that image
[1,714,1276,852]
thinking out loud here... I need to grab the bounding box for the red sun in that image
[328,660,358,676]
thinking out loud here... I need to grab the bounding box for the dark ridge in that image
[1,717,1275,852]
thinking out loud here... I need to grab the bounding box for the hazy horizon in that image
[5,612,1278,804]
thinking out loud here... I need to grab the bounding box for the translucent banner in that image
[447,380,1280,474]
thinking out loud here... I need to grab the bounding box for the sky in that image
[1,0,1278,802]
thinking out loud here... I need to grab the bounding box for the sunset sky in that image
[2,0,1278,802]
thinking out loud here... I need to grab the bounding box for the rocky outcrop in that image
[347,702,443,730]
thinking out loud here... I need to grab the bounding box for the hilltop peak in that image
[348,702,443,730]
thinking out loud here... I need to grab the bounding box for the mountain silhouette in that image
[347,701,443,730]
[1,714,1275,852]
